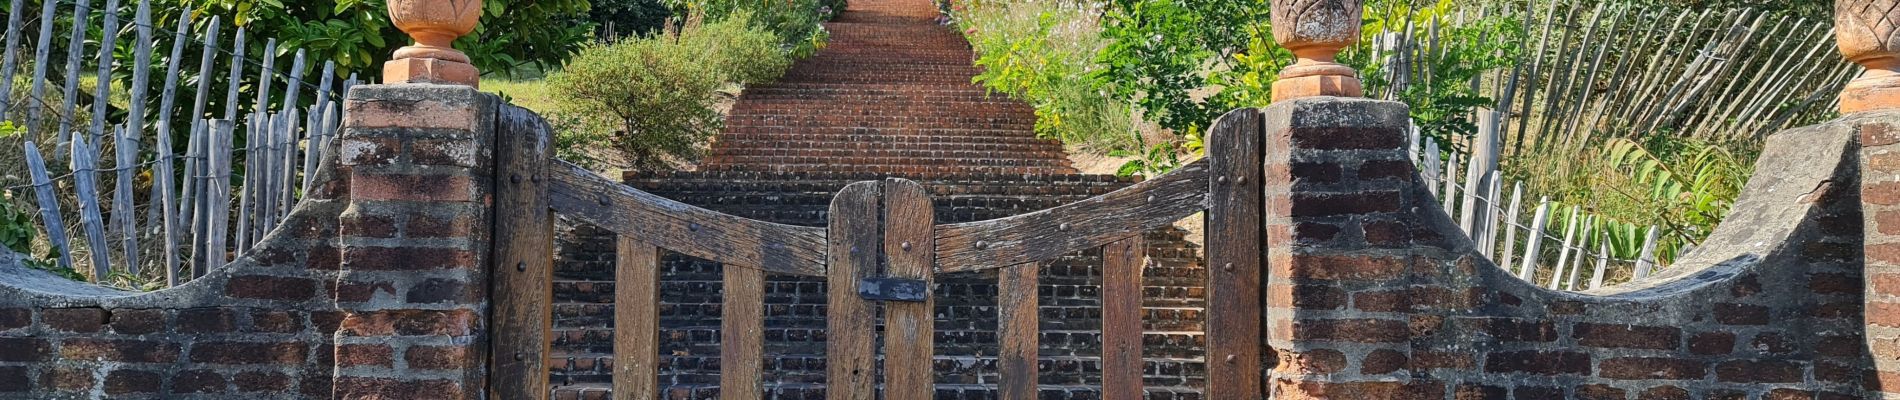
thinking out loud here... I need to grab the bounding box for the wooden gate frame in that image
[489,107,1269,399]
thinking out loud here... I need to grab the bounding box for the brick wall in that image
[1262,97,1877,399]
[1863,110,1900,399]
[0,84,499,399]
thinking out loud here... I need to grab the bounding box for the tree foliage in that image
[179,0,594,75]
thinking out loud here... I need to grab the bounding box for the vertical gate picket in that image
[1205,109,1265,399]
[614,237,661,400]
[720,263,765,398]
[826,182,880,400]
[491,106,554,400]
[882,179,935,400]
[996,262,1039,400]
[1100,237,1145,400]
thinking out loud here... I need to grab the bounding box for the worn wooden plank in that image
[826,181,879,400]
[23,142,75,270]
[1517,198,1551,279]
[222,30,247,120]
[234,114,258,254]
[146,8,191,273]
[1495,182,1523,270]
[57,0,94,143]
[23,0,59,129]
[1100,237,1144,400]
[1588,239,1610,290]
[997,261,1040,400]
[490,105,554,400]
[1548,206,1582,289]
[882,178,935,400]
[613,237,661,400]
[209,120,234,271]
[0,0,28,117]
[188,122,210,277]
[111,124,137,272]
[1564,216,1596,290]
[1204,108,1262,399]
[88,0,123,145]
[70,135,111,279]
[935,159,1208,272]
[547,160,827,276]
[1633,225,1661,279]
[720,263,764,399]
[252,39,279,118]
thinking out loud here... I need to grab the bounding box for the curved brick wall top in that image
[1262,97,1878,399]
[702,0,1076,177]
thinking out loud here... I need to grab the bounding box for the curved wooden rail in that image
[933,159,1211,272]
[547,160,829,276]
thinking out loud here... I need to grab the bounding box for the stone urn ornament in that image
[385,0,482,87]
[1270,0,1366,102]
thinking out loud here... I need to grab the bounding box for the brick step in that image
[715,130,1059,144]
[743,83,1000,94]
[728,102,1034,116]
[711,139,1061,153]
[547,382,1205,400]
[708,147,1069,161]
[725,114,1037,127]
[622,170,1133,185]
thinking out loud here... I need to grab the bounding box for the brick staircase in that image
[547,0,1208,398]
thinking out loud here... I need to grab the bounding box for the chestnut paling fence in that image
[492,106,1276,399]
[0,0,358,288]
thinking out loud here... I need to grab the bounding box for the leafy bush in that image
[959,0,1137,152]
[547,11,790,171]
[667,0,835,56]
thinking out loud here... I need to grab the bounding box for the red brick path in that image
[702,0,1076,176]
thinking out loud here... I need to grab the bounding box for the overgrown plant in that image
[547,11,791,171]
[959,0,1137,153]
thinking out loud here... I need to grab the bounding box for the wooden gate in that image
[488,105,1270,399]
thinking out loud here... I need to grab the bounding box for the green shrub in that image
[669,0,834,56]
[547,12,790,171]
[958,0,1137,153]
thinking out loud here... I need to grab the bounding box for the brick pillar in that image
[1261,97,1436,398]
[1865,112,1900,398]
[331,84,496,399]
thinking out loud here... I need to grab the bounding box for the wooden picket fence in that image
[1412,113,1676,292]
[2,0,355,288]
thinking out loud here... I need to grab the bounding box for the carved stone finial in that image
[1270,0,1366,102]
[385,0,481,87]
[1838,0,1900,113]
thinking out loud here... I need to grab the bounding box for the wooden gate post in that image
[1205,108,1266,399]
[491,104,555,399]
[881,179,936,400]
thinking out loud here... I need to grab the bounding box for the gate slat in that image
[720,263,764,399]
[997,262,1039,400]
[1101,237,1145,400]
[882,179,935,400]
[491,106,554,400]
[614,237,661,400]
[1205,108,1263,399]
[826,181,880,400]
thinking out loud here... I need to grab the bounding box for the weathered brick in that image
[1867,123,1900,146]
[1711,303,1770,325]
[1637,386,1689,400]
[1411,351,1474,370]
[339,309,480,336]
[1356,160,1414,180]
[59,339,180,363]
[0,338,49,362]
[1877,209,1900,235]
[407,214,473,238]
[250,310,303,333]
[340,213,398,238]
[1574,384,1624,400]
[0,308,29,330]
[107,309,166,335]
[412,139,480,167]
[1870,301,1900,328]
[346,96,481,131]
[177,308,238,333]
[173,369,227,394]
[349,172,475,202]
[1288,126,1407,150]
[1573,323,1680,350]
[1807,272,1861,294]
[1276,348,1346,374]
[1292,318,1410,343]
[341,246,477,270]
[189,341,308,365]
[1289,162,1342,183]
[1483,351,1590,375]
[1454,317,1556,342]
[1360,349,1406,374]
[1288,191,1402,217]
[1267,284,1346,310]
[1513,387,1565,399]
[1713,359,1802,383]
[40,367,93,392]
[42,308,108,332]
[1747,332,1794,354]
[332,377,465,399]
[339,137,400,166]
[406,278,471,304]
[227,275,319,301]
[103,369,160,395]
[1688,331,1736,355]
[337,344,395,367]
[404,345,470,370]
[1598,357,1704,380]
[1276,253,1408,281]
[233,371,291,392]
[0,366,24,392]
[1355,286,1474,312]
